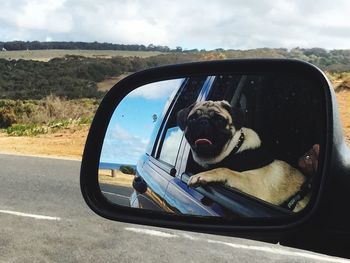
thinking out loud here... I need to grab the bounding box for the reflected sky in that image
[100,78,184,164]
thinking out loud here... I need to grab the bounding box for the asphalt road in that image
[0,153,349,263]
[99,183,133,207]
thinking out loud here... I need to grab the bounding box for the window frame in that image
[150,76,212,175]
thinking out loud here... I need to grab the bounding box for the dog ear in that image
[219,100,232,113]
[177,103,195,131]
[219,101,245,129]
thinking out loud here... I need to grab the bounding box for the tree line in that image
[1,41,350,68]
[0,41,180,52]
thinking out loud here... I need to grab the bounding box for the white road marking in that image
[125,227,179,238]
[101,191,130,199]
[208,239,350,263]
[125,227,349,262]
[180,233,200,241]
[0,210,61,221]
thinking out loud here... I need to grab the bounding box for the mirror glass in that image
[99,72,324,218]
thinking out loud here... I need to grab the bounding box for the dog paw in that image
[188,174,209,187]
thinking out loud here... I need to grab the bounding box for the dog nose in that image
[199,118,209,127]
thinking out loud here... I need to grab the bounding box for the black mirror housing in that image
[80,59,350,258]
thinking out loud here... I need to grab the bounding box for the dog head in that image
[177,100,244,159]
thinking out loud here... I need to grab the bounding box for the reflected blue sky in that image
[100,78,184,164]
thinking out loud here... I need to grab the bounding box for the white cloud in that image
[129,78,184,100]
[100,124,148,164]
[159,128,183,165]
[0,0,72,33]
[1,0,350,49]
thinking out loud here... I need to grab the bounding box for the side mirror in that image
[80,59,350,258]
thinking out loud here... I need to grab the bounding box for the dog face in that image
[177,100,243,159]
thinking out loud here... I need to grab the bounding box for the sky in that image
[100,78,184,164]
[1,0,350,50]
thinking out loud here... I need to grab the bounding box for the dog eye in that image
[188,114,197,122]
[196,109,203,116]
[215,114,227,125]
[188,110,203,121]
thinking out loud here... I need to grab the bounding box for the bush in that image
[0,96,99,136]
[0,107,17,128]
[119,165,136,175]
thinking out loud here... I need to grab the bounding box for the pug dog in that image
[177,100,309,212]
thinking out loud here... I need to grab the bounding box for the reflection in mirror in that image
[99,79,184,206]
[99,73,324,219]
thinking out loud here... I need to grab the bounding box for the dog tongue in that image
[195,138,213,146]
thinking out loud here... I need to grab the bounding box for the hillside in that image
[2,48,350,100]
[0,45,350,158]
[0,74,349,159]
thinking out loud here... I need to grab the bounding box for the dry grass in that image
[1,96,98,125]
[0,96,98,136]
[0,50,162,62]
[97,73,131,91]
[326,72,350,91]
[335,90,350,145]
[326,72,350,145]
[0,125,89,159]
[28,96,97,124]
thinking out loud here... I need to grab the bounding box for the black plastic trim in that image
[80,59,346,249]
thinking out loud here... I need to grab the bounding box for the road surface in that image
[99,183,132,207]
[0,153,348,262]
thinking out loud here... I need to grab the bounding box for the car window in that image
[159,127,183,166]
[182,73,324,212]
[155,77,206,166]
[184,74,252,174]
[145,79,185,156]
[207,74,242,102]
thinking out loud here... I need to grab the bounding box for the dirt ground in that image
[0,125,89,160]
[0,90,349,160]
[98,169,134,187]
[97,73,131,91]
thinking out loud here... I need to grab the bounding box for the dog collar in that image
[280,177,313,210]
[231,130,245,154]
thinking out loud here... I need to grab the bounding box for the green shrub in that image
[119,165,136,175]
[5,124,48,136]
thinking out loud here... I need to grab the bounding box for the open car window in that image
[153,77,207,168]
[179,73,324,215]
